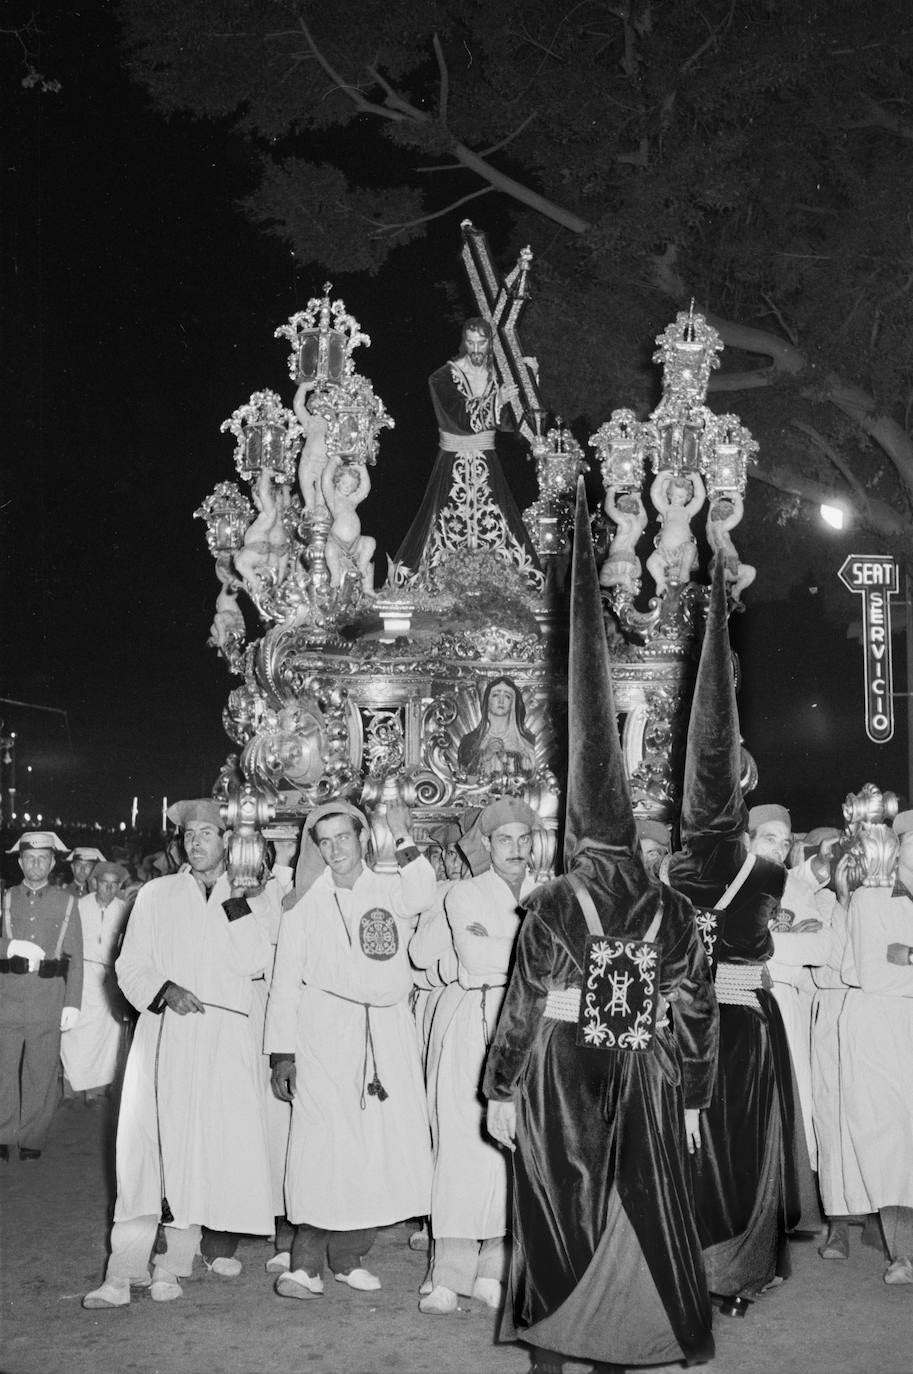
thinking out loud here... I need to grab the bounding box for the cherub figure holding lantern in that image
[320,455,376,597]
[707,492,755,604]
[601,487,647,594]
[646,469,705,595]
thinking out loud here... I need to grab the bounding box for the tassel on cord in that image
[361,1005,388,1106]
[153,1013,171,1251]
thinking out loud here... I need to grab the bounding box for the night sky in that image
[3,2,909,836]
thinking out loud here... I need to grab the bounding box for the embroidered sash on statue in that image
[567,872,663,1054]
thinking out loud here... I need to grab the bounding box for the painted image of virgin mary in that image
[456,676,537,780]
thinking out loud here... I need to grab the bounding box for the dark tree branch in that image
[843,100,913,142]
[760,292,798,347]
[679,0,735,74]
[366,63,428,120]
[790,419,871,514]
[291,21,592,235]
[432,33,449,124]
[749,463,912,559]
[478,112,538,157]
[297,19,406,122]
[372,186,493,235]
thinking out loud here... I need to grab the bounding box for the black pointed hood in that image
[667,556,784,907]
[564,478,650,915]
[679,555,746,849]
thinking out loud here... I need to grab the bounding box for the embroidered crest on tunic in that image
[576,935,661,1053]
[359,907,399,960]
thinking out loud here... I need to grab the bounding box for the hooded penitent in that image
[666,555,785,927]
[664,555,816,1301]
[482,477,717,1367]
[562,475,657,934]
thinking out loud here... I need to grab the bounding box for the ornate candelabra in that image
[523,420,588,560]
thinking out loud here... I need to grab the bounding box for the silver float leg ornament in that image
[360,771,418,874]
[840,783,901,890]
[221,783,276,890]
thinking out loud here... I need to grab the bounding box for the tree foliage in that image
[117,0,913,553]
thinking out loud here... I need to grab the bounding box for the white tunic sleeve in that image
[446,878,517,980]
[389,854,437,921]
[849,895,913,997]
[264,902,307,1054]
[409,890,456,970]
[114,884,168,1013]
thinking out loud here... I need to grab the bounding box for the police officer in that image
[0,831,84,1159]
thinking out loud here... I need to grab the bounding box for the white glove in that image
[8,939,45,972]
[60,1006,80,1032]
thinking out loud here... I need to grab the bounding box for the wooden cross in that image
[459,220,546,442]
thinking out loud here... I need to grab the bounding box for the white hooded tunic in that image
[839,883,913,1209]
[60,893,129,1090]
[426,867,536,1239]
[265,855,436,1230]
[113,871,274,1234]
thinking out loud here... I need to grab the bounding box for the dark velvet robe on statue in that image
[667,839,819,1301]
[395,362,540,575]
[483,871,718,1367]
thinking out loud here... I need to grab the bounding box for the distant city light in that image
[24,812,31,822]
[119,822,127,832]
[820,503,846,530]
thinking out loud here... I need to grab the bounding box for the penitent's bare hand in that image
[486,1099,516,1152]
[271,1059,297,1103]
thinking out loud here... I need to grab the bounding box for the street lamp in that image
[820,503,846,531]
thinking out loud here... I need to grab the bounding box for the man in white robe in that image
[60,862,130,1104]
[409,828,463,1069]
[420,798,541,1316]
[83,800,274,1308]
[839,808,913,1285]
[266,800,436,1299]
[767,822,838,1169]
[247,847,295,1274]
[810,868,872,1260]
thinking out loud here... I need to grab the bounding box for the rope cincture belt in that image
[714,961,771,1007]
[543,986,671,1030]
[543,988,583,1021]
[153,999,249,1248]
[323,989,389,1110]
[438,430,496,452]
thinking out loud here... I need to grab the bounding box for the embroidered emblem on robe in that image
[695,909,719,968]
[359,907,399,960]
[576,936,661,1053]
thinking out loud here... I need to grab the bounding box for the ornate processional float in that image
[194,223,760,878]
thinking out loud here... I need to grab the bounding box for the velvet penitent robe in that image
[667,839,819,1300]
[483,876,718,1367]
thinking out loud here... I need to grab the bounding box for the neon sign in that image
[837,554,898,743]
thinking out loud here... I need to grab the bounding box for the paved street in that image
[1,1101,910,1374]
